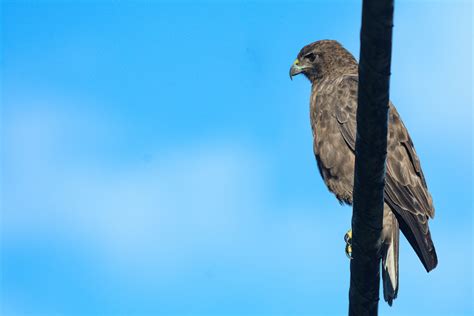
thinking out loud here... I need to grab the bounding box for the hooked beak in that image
[289,58,304,80]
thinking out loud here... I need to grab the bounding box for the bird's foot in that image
[344,229,352,259]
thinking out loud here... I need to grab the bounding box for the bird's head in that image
[289,40,356,82]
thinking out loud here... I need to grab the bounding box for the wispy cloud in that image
[2,102,348,314]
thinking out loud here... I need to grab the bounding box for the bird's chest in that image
[309,84,339,147]
[309,83,355,200]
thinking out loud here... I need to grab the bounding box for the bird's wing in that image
[384,106,437,271]
[333,75,358,152]
[333,74,437,272]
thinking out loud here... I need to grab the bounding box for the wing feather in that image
[333,75,437,271]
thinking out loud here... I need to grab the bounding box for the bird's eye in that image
[304,52,317,62]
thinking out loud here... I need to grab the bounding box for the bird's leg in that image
[344,228,353,259]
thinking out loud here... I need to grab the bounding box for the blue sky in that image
[1,0,472,315]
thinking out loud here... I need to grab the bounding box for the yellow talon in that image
[345,244,353,259]
[344,229,352,243]
[344,229,353,259]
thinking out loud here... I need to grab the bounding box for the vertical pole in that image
[348,0,394,315]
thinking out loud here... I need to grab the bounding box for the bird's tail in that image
[382,206,399,306]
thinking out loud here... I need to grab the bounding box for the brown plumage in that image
[290,40,437,305]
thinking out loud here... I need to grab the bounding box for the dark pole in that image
[348,0,394,315]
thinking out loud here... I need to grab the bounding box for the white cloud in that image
[5,95,470,314]
[2,103,335,285]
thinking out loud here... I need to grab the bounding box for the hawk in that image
[289,40,437,305]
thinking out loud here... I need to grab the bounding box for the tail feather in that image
[382,207,399,306]
[386,200,438,272]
